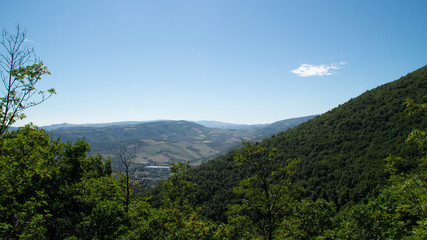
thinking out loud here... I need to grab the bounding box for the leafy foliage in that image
[279,199,336,239]
[226,142,301,240]
[160,162,198,213]
[0,125,123,239]
[0,26,55,135]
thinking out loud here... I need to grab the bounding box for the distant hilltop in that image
[39,117,318,131]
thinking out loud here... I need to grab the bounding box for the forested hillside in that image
[1,65,426,239]
[179,65,427,222]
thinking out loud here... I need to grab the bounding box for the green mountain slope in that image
[185,65,427,222]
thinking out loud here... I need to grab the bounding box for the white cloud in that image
[291,62,346,77]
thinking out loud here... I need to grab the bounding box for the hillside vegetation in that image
[185,65,427,222]
[1,65,426,239]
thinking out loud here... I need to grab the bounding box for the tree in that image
[0,25,55,135]
[0,125,127,239]
[160,162,198,213]
[0,125,52,239]
[405,97,427,149]
[147,162,230,239]
[227,142,301,240]
[114,145,144,213]
[278,198,336,239]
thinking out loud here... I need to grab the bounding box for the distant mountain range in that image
[41,119,273,131]
[45,116,317,170]
[41,121,154,130]
[193,121,266,130]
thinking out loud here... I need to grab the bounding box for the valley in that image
[47,116,316,184]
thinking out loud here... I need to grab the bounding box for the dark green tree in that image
[161,162,198,214]
[227,142,301,240]
[0,125,52,238]
[278,198,336,239]
[0,125,127,239]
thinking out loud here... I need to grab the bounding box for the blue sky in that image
[2,0,427,125]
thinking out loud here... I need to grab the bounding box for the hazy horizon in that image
[3,1,427,126]
[20,114,319,128]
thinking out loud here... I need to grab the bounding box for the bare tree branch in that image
[113,144,145,212]
[0,25,56,136]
